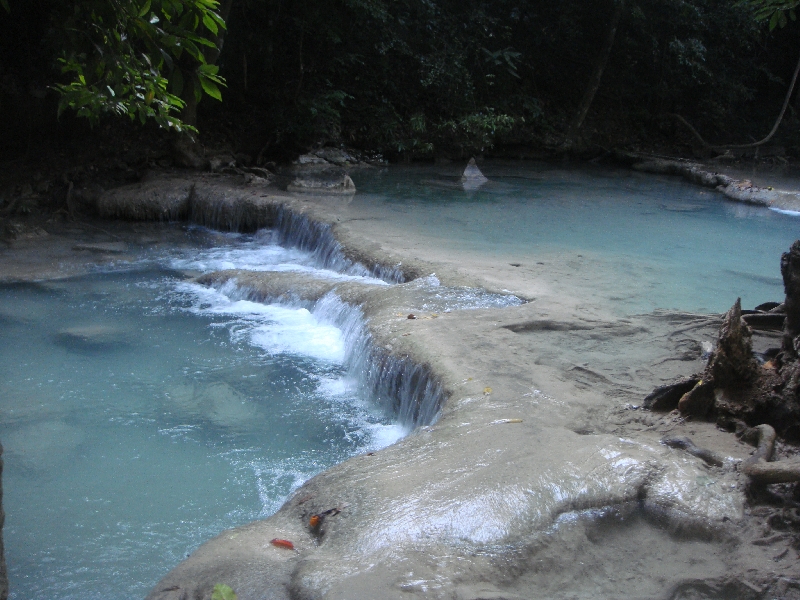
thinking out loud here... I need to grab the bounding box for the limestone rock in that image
[288,171,356,195]
[312,147,358,167]
[461,158,488,191]
[96,176,193,220]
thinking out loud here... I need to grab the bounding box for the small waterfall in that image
[212,280,443,428]
[187,191,404,283]
[189,187,278,233]
[273,206,406,283]
[312,292,444,428]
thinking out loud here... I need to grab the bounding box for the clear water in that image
[2,163,798,599]
[0,232,403,600]
[351,163,800,313]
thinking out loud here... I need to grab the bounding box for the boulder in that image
[287,171,356,195]
[461,158,488,191]
[312,147,358,167]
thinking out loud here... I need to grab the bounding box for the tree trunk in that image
[561,0,624,149]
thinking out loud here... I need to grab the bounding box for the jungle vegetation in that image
[1,0,800,161]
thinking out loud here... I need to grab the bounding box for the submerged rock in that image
[71,242,128,254]
[287,172,356,195]
[55,324,128,351]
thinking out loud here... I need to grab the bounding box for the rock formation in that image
[461,157,488,191]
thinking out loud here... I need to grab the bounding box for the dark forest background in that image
[2,0,800,165]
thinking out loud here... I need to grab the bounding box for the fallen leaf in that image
[492,418,523,424]
[270,539,295,550]
[483,387,492,395]
[212,584,238,600]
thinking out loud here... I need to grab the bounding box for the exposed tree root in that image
[662,436,724,467]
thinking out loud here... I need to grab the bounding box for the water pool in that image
[350,162,800,313]
[0,230,402,599]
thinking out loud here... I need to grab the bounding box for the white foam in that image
[250,314,345,362]
[166,229,388,285]
[175,282,346,362]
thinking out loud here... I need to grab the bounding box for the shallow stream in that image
[0,163,798,599]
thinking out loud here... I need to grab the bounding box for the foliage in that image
[54,0,227,132]
[745,0,800,28]
[2,0,799,155]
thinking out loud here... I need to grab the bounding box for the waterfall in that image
[211,281,443,428]
[313,292,443,428]
[273,207,406,283]
[188,189,405,283]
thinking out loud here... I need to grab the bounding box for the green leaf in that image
[769,10,780,29]
[138,0,151,18]
[0,0,10,13]
[198,75,222,101]
[203,13,219,35]
[211,584,238,600]
[197,63,219,75]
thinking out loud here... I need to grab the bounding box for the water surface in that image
[0,231,401,599]
[352,163,799,313]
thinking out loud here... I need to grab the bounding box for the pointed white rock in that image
[461,157,488,190]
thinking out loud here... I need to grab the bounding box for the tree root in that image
[743,459,800,484]
[745,424,777,465]
[662,436,724,467]
[740,424,800,484]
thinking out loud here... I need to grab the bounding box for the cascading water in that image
[272,206,405,282]
[1,203,514,599]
